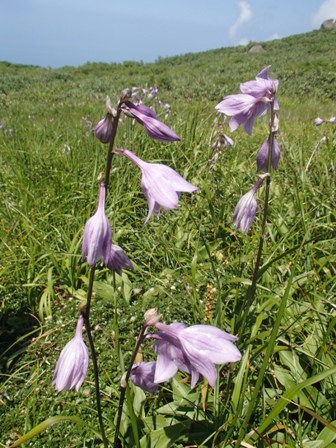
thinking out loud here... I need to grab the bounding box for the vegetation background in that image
[0,29,335,447]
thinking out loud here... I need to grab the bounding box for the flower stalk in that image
[105,106,122,190]
[83,266,110,448]
[113,324,148,448]
[83,95,126,447]
[237,100,277,335]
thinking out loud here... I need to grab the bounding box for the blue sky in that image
[0,0,335,68]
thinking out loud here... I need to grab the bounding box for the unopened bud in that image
[120,372,127,388]
[105,96,116,116]
[120,88,132,102]
[144,308,161,327]
[272,113,279,133]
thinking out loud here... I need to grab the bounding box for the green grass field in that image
[0,28,335,447]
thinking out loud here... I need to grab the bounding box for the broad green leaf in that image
[139,419,191,448]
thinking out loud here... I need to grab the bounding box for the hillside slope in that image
[1,28,336,102]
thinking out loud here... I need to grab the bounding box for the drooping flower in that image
[121,101,180,142]
[240,66,279,108]
[82,182,112,267]
[233,176,267,233]
[82,183,133,274]
[95,114,113,143]
[94,97,115,143]
[212,133,234,150]
[130,362,158,393]
[114,149,198,223]
[215,66,278,135]
[105,244,133,275]
[256,138,281,171]
[53,314,89,392]
[150,322,241,388]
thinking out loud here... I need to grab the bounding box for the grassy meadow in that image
[0,29,336,447]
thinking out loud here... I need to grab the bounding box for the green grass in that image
[0,28,336,447]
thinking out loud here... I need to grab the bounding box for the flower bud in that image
[120,88,132,102]
[144,308,161,327]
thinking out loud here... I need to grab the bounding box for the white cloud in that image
[228,0,253,40]
[311,0,336,28]
[237,37,249,46]
[268,33,280,41]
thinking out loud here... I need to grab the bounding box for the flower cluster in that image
[313,115,335,126]
[216,65,278,136]
[215,66,280,233]
[210,127,235,171]
[94,87,176,144]
[130,317,241,393]
[54,89,198,396]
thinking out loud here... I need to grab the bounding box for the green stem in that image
[113,325,148,448]
[235,270,295,447]
[104,106,122,190]
[83,266,110,448]
[112,271,124,372]
[237,101,276,335]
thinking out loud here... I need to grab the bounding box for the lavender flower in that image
[215,66,278,135]
[256,138,281,171]
[130,362,158,393]
[105,244,133,275]
[121,101,180,142]
[82,182,112,267]
[329,116,336,124]
[150,322,241,388]
[147,86,159,100]
[82,183,133,274]
[53,315,89,392]
[313,117,324,126]
[233,176,266,233]
[94,114,113,143]
[94,97,115,143]
[212,132,235,151]
[114,149,198,223]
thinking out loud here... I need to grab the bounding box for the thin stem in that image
[113,325,148,448]
[237,101,276,335]
[83,266,110,448]
[104,106,122,190]
[112,271,124,372]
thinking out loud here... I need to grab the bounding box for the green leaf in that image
[316,419,336,446]
[139,419,191,448]
[253,366,336,439]
[8,415,102,447]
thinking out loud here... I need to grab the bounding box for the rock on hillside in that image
[320,19,336,29]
